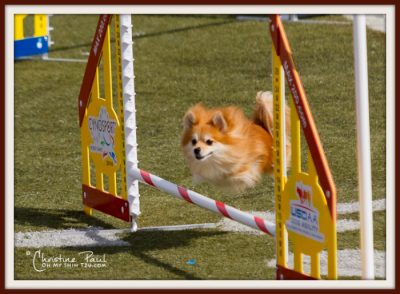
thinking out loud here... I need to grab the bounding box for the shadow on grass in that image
[48,19,236,53]
[14,207,119,231]
[15,207,226,279]
[64,229,227,280]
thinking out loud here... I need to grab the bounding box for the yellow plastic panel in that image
[80,20,122,199]
[273,45,288,268]
[14,14,28,40]
[273,38,337,279]
[280,97,337,279]
[34,14,47,37]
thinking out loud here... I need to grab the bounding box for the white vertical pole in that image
[46,14,54,47]
[353,14,374,280]
[120,14,140,230]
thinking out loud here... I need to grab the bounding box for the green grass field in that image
[13,14,386,281]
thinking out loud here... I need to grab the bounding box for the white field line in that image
[342,15,386,33]
[266,249,386,278]
[14,227,131,248]
[15,199,386,278]
[15,199,385,248]
[217,198,385,235]
[337,198,385,214]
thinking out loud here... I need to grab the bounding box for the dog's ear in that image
[212,111,228,132]
[183,111,196,130]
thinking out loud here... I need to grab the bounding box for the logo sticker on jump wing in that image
[88,106,118,166]
[297,181,312,206]
[286,181,325,243]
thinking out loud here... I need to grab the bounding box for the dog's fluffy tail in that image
[252,91,291,167]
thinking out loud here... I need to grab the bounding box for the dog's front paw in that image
[192,174,204,184]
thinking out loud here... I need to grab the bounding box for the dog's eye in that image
[206,140,213,146]
[191,139,197,145]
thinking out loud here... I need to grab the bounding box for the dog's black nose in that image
[194,148,201,155]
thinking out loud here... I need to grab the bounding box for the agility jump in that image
[78,14,338,280]
[14,14,53,59]
[14,14,86,62]
[270,15,337,280]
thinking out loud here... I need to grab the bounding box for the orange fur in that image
[181,91,291,193]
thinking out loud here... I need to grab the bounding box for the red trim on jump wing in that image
[269,14,337,222]
[140,170,156,187]
[177,186,194,204]
[254,216,272,236]
[78,14,112,127]
[82,184,130,222]
[216,201,232,219]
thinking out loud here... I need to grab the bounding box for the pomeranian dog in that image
[181,91,291,193]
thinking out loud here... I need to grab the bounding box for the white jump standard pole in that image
[120,15,216,233]
[119,14,141,231]
[353,14,375,280]
[129,168,277,236]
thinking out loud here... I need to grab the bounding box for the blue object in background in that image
[14,36,49,59]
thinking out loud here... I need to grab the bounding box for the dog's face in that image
[181,105,228,163]
[184,124,219,162]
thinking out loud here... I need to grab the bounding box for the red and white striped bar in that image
[128,168,276,237]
